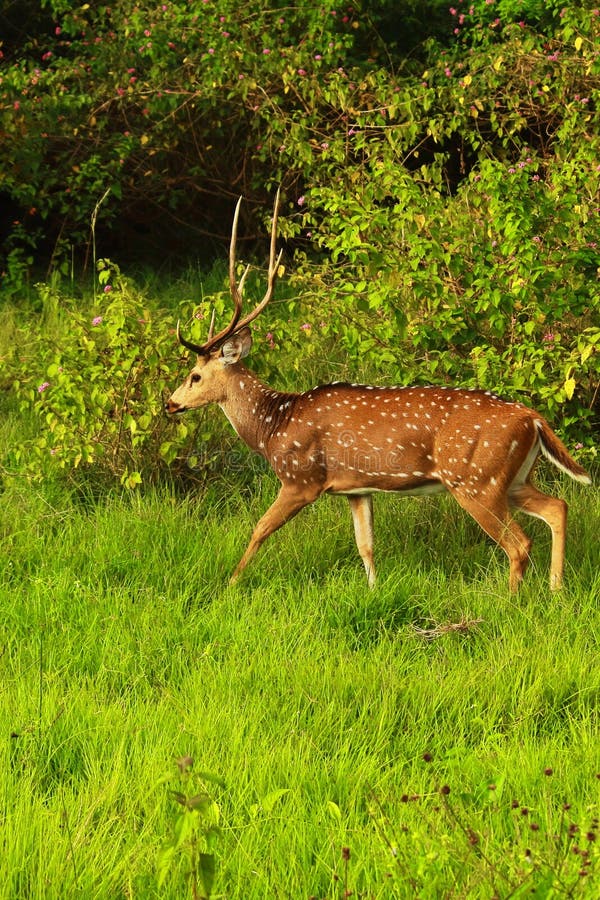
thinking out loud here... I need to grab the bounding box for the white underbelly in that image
[330,483,447,498]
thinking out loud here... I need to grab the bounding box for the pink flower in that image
[300,322,311,331]
[38,382,50,393]
[297,195,305,206]
[92,315,103,326]
[297,68,307,76]
[262,48,270,55]
[103,285,112,293]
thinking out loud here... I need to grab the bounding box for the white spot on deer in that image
[265,415,272,423]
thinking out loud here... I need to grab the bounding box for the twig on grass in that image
[411,617,484,640]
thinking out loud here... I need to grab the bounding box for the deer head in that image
[165,191,282,416]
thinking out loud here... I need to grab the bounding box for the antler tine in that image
[207,308,216,341]
[234,187,282,333]
[176,319,205,355]
[193,195,246,353]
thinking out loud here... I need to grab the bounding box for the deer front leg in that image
[230,485,319,584]
[348,494,376,587]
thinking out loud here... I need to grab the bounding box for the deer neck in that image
[219,363,293,457]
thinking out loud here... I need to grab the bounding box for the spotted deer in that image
[166,192,591,592]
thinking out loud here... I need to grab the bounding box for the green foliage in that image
[157,757,223,898]
[1,0,403,264]
[5,261,192,487]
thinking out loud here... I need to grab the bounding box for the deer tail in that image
[535,419,591,485]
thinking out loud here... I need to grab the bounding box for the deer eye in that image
[190,373,202,385]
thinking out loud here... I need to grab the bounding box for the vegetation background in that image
[0,0,599,896]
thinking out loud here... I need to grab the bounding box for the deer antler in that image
[177,190,282,356]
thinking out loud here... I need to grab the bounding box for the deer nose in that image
[165,399,182,415]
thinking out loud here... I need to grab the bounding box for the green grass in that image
[1,464,599,898]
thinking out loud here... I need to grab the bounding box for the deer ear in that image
[219,327,253,365]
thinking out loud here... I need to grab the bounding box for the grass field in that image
[1,456,599,898]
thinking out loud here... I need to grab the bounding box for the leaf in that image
[260,788,291,814]
[156,843,177,889]
[326,800,342,822]
[564,377,576,400]
[197,853,215,899]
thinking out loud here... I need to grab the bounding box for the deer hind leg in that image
[230,485,319,584]
[509,482,567,591]
[348,494,376,588]
[448,488,532,593]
